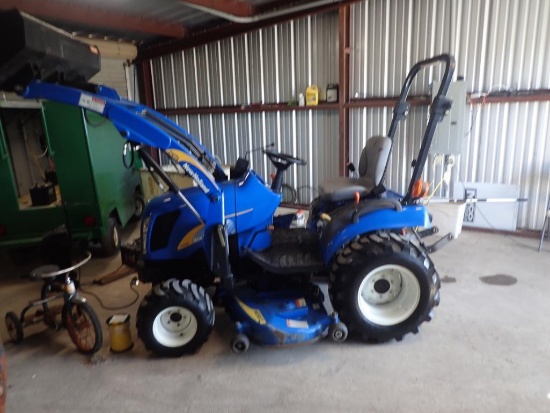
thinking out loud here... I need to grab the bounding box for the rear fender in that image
[320,203,430,265]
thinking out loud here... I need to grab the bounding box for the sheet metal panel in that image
[170,111,338,205]
[150,13,339,203]
[150,0,549,230]
[350,0,550,230]
[152,13,338,109]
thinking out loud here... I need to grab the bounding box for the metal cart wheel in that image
[231,334,250,354]
[5,312,23,344]
[329,322,348,343]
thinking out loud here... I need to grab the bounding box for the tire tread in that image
[329,232,440,343]
[136,278,214,357]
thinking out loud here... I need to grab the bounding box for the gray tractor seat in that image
[319,135,392,202]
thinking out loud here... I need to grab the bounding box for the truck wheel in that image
[133,194,145,221]
[329,232,440,343]
[100,217,121,256]
[136,279,215,357]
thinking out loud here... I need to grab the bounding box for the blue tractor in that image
[0,10,455,356]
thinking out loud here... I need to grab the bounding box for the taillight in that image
[83,216,96,227]
[411,180,430,199]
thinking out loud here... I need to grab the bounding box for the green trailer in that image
[0,100,142,255]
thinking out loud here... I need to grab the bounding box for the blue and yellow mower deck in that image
[224,286,347,353]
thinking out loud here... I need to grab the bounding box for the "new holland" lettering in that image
[182,163,210,194]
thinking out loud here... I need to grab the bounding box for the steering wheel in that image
[263,149,307,167]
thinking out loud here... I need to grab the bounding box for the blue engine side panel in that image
[143,184,234,261]
[320,205,431,264]
[142,171,279,262]
[229,171,281,253]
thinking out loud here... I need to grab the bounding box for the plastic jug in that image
[305,85,319,106]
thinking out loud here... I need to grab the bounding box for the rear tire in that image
[329,232,439,342]
[64,301,103,354]
[136,279,215,357]
[5,312,23,344]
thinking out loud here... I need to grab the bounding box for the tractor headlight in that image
[142,215,151,254]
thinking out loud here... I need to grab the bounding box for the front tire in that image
[329,232,440,342]
[136,279,214,357]
[64,301,103,354]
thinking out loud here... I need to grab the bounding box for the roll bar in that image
[385,54,455,205]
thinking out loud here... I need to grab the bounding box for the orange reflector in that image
[354,192,360,205]
[411,180,430,199]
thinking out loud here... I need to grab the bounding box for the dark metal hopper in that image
[0,9,100,91]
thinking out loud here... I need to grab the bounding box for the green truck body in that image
[0,101,140,252]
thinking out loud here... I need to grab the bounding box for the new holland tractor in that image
[0,10,455,356]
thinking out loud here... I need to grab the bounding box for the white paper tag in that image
[109,314,129,325]
[286,319,309,329]
[79,93,106,114]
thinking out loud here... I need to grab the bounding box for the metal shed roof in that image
[0,0,348,46]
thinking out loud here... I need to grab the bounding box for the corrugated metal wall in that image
[150,13,339,204]
[149,0,550,229]
[350,0,550,230]
[90,58,129,98]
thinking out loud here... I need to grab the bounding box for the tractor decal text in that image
[182,163,209,194]
[166,149,217,187]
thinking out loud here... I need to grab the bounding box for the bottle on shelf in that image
[305,85,319,106]
[326,84,339,103]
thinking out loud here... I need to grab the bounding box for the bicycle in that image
[5,230,102,354]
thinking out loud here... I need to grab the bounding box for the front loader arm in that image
[21,81,224,200]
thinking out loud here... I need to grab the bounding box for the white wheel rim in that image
[113,226,119,247]
[135,199,143,216]
[357,264,421,326]
[152,306,198,347]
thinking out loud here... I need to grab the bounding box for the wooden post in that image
[338,5,351,176]
[136,60,159,161]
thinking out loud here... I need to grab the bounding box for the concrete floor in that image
[1,228,550,413]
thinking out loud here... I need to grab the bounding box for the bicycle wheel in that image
[64,301,103,354]
[297,185,319,204]
[281,183,297,204]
